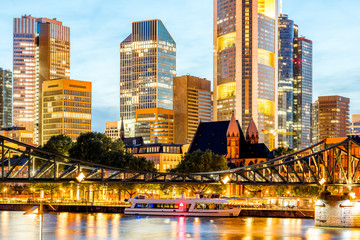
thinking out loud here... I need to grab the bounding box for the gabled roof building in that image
[188,114,274,168]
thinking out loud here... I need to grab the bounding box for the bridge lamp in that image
[319,178,326,186]
[222,176,230,184]
[76,172,85,183]
[350,192,356,199]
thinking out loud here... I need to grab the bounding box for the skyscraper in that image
[120,19,176,138]
[213,0,278,146]
[312,96,350,142]
[13,15,70,144]
[278,14,294,148]
[293,28,312,150]
[0,68,13,128]
[42,79,91,144]
[173,75,212,144]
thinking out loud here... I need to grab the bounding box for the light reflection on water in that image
[0,211,360,239]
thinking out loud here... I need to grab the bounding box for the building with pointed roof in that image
[188,117,274,168]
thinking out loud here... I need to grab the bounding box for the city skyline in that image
[0,0,360,132]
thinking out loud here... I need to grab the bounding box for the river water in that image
[1,211,360,239]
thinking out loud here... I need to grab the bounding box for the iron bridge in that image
[1,135,360,186]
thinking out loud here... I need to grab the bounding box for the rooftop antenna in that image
[280,0,283,15]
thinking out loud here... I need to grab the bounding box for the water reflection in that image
[1,211,360,239]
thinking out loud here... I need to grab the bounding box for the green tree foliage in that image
[42,134,74,157]
[171,149,229,173]
[291,186,321,197]
[272,147,294,158]
[68,132,155,171]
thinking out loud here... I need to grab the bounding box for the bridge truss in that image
[1,135,360,186]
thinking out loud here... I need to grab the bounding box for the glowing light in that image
[258,48,275,67]
[258,99,275,116]
[76,172,85,182]
[350,192,356,199]
[319,178,326,186]
[222,176,230,184]
[217,32,236,51]
[217,82,236,100]
[179,202,184,207]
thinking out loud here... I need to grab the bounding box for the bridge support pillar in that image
[40,189,44,199]
[76,185,80,200]
[315,191,360,228]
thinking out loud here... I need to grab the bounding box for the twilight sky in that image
[0,0,359,132]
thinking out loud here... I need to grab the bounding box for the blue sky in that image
[0,0,359,132]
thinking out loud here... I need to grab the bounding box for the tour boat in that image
[124,197,241,217]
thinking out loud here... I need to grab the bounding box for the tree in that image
[42,134,74,157]
[171,149,229,173]
[69,132,113,164]
[272,147,294,158]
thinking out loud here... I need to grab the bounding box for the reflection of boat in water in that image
[125,197,241,217]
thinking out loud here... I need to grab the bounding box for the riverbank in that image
[0,203,314,218]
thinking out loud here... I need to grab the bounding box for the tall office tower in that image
[135,108,174,144]
[213,0,278,146]
[173,75,212,144]
[13,15,70,144]
[120,19,176,138]
[311,101,319,144]
[42,79,91,144]
[278,14,294,148]
[313,96,350,141]
[293,27,312,150]
[350,114,360,136]
[0,68,13,128]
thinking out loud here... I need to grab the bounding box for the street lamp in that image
[76,172,85,182]
[222,176,230,184]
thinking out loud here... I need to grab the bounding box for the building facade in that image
[13,15,70,144]
[135,108,174,144]
[313,96,350,141]
[42,79,91,144]
[293,28,313,150]
[311,101,319,144]
[0,68,13,128]
[350,114,360,136]
[0,126,34,145]
[173,75,212,144]
[120,19,176,138]
[278,14,294,148]
[105,121,122,141]
[125,143,183,172]
[213,0,278,147]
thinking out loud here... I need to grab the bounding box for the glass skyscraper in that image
[214,0,278,146]
[0,68,13,128]
[13,15,70,144]
[293,27,313,150]
[278,14,294,148]
[120,19,176,137]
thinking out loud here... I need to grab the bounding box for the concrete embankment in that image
[0,204,314,218]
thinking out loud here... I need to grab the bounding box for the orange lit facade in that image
[105,121,122,141]
[135,108,174,144]
[0,126,34,145]
[125,143,183,172]
[350,114,360,136]
[42,79,92,144]
[13,15,70,144]
[213,0,278,147]
[312,96,350,142]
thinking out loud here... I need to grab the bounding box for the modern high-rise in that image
[311,101,319,144]
[13,15,70,144]
[42,79,91,144]
[312,96,350,142]
[120,19,176,138]
[293,29,313,150]
[173,75,212,144]
[350,114,360,136]
[278,14,294,148]
[213,0,278,146]
[135,108,174,144]
[0,68,13,128]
